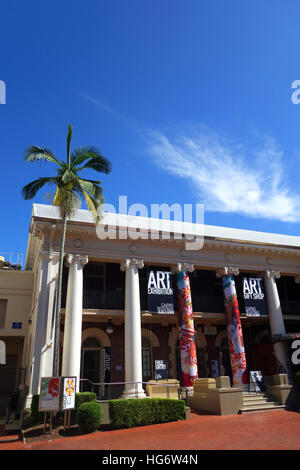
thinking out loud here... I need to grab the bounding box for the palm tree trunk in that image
[53,212,67,377]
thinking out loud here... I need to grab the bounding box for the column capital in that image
[171,263,194,274]
[120,258,144,272]
[216,266,239,278]
[265,270,281,280]
[65,254,89,267]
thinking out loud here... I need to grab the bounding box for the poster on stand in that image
[155,360,168,380]
[39,377,61,412]
[61,377,76,411]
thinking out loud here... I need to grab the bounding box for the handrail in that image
[79,378,180,387]
[79,378,189,404]
[271,352,288,375]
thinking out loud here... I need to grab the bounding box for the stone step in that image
[239,404,285,414]
[243,397,275,404]
[243,400,279,407]
[243,395,271,400]
[243,393,266,398]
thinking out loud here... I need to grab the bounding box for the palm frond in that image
[81,190,102,223]
[67,124,73,166]
[77,178,103,199]
[77,155,112,174]
[71,146,102,166]
[21,177,57,200]
[24,146,60,165]
[71,147,111,175]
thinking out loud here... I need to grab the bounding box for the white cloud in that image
[148,128,300,223]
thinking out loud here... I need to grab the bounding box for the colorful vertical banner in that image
[221,275,248,386]
[176,271,198,387]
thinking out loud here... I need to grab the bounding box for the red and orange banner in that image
[221,275,248,386]
[176,271,198,387]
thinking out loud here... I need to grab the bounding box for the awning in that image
[272,333,300,343]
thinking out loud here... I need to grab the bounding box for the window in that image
[0,300,7,329]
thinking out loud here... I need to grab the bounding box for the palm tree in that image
[22,124,111,376]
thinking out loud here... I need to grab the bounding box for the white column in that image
[120,258,146,398]
[39,253,59,380]
[264,270,290,375]
[62,254,88,392]
[27,253,51,404]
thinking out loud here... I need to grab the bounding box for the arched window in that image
[82,337,101,348]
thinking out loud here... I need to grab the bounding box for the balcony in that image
[62,290,125,310]
[191,294,224,313]
[281,300,300,316]
[61,289,226,313]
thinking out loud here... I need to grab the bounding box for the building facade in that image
[18,204,300,406]
[0,263,33,415]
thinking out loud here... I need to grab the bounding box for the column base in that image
[121,386,147,399]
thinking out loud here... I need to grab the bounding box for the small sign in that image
[211,360,219,378]
[61,377,76,411]
[155,360,168,380]
[147,270,175,314]
[249,371,266,392]
[0,340,5,365]
[39,377,61,412]
[12,322,22,329]
[242,277,268,317]
[204,326,217,336]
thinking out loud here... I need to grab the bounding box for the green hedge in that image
[294,371,300,388]
[71,392,97,423]
[30,394,44,425]
[109,398,186,429]
[77,401,103,433]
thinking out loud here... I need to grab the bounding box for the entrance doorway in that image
[142,337,153,382]
[176,340,208,383]
[81,337,105,398]
[220,336,233,383]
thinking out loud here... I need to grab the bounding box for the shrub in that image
[71,392,97,423]
[109,398,186,429]
[77,401,103,433]
[294,371,300,388]
[30,394,44,425]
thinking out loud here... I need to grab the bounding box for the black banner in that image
[242,276,268,317]
[147,270,175,314]
[104,347,111,383]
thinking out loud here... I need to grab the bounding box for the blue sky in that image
[1,1,300,263]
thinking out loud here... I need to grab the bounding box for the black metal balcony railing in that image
[61,289,227,312]
[62,289,300,315]
[62,290,125,310]
[281,300,300,316]
[191,294,224,313]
